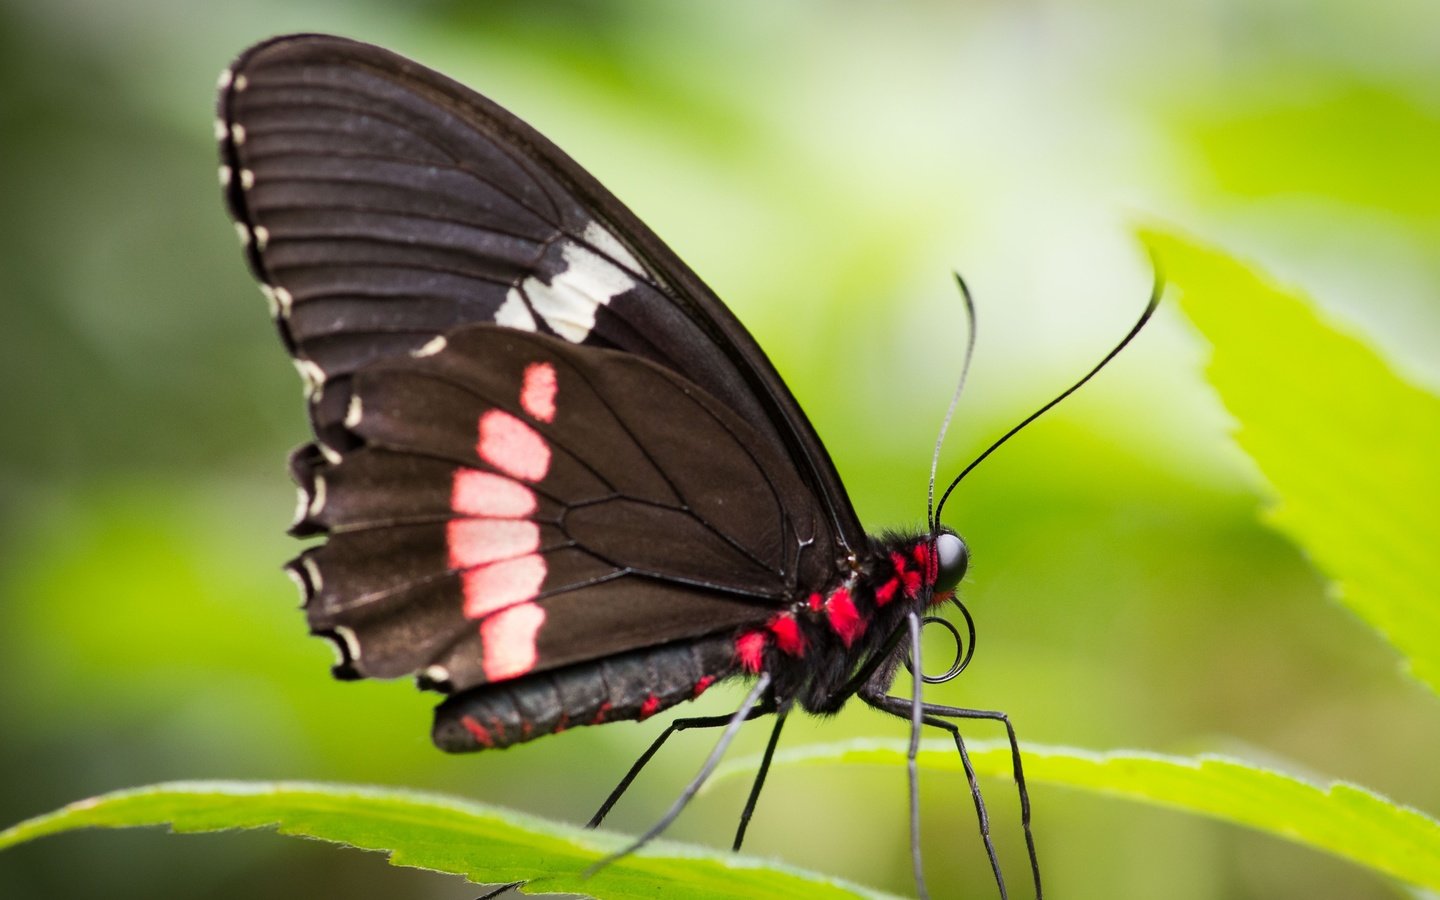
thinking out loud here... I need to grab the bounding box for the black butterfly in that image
[218,33,1154,899]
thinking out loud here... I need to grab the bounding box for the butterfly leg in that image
[586,673,774,873]
[731,711,788,851]
[587,694,778,829]
[858,688,1042,900]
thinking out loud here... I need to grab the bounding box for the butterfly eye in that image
[933,531,968,595]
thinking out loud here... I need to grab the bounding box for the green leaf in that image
[1143,228,1440,695]
[0,781,896,900]
[715,740,1440,890]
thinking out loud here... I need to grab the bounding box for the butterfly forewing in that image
[219,34,862,549]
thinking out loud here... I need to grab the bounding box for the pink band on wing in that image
[452,469,536,518]
[447,518,540,569]
[478,410,551,482]
[520,362,557,423]
[460,553,547,618]
[480,602,547,680]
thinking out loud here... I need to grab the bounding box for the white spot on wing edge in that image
[213,119,227,141]
[344,394,363,428]
[308,474,327,518]
[259,284,277,317]
[219,165,232,187]
[330,625,361,664]
[234,222,251,246]
[291,486,310,528]
[411,335,447,357]
[273,286,293,317]
[583,221,644,275]
[294,358,326,400]
[217,68,232,90]
[284,564,309,601]
[496,288,538,331]
[254,225,269,249]
[300,555,324,593]
[420,665,451,687]
[230,123,246,145]
[239,168,255,190]
[294,358,325,389]
[319,443,342,465]
[233,73,248,92]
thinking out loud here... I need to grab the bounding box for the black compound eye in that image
[934,531,968,595]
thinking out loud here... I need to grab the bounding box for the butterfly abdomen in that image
[432,634,739,750]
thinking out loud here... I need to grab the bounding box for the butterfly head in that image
[930,529,968,601]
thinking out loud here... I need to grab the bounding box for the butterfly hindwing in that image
[292,325,833,692]
[218,34,862,549]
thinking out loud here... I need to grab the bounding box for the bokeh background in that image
[3,1,1437,898]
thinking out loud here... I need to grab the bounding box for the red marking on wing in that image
[693,675,716,697]
[479,602,546,680]
[447,519,540,569]
[460,554,546,618]
[638,693,661,720]
[520,362,557,423]
[825,586,865,647]
[460,715,494,748]
[736,631,767,672]
[478,410,550,482]
[875,578,899,606]
[768,613,806,657]
[452,469,536,518]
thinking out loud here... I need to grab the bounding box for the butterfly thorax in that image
[734,531,952,715]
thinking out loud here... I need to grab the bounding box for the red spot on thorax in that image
[478,409,550,482]
[520,362,557,423]
[887,551,922,599]
[875,578,899,606]
[460,715,494,748]
[693,675,716,697]
[807,592,824,613]
[735,630,767,672]
[638,693,661,720]
[768,612,806,656]
[914,541,941,587]
[825,586,865,647]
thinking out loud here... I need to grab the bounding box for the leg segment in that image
[587,673,774,873]
[859,690,1042,900]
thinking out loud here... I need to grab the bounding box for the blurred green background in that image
[2,1,1437,898]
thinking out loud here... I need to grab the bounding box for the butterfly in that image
[217,32,1154,899]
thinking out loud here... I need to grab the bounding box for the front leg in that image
[858,686,1041,900]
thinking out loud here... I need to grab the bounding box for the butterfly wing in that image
[217,34,862,550]
[291,325,830,690]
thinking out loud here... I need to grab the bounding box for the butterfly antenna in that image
[933,268,1163,527]
[927,272,978,533]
